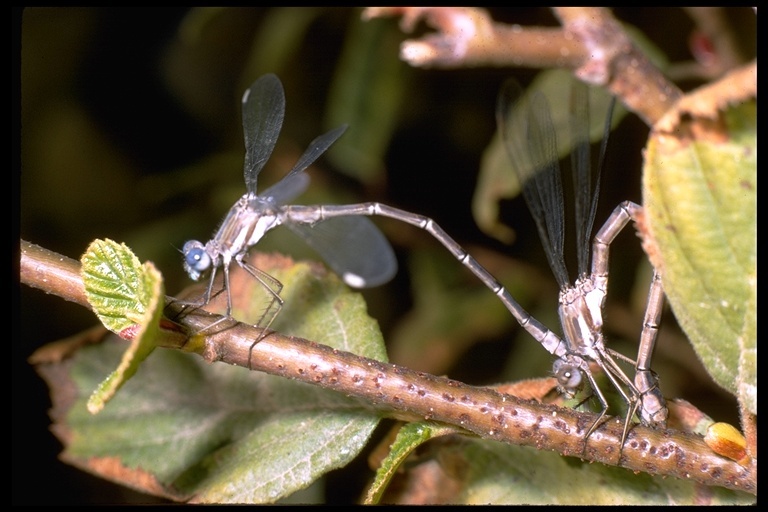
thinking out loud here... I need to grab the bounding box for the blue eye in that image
[182,241,210,280]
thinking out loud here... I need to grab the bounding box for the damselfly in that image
[495,77,668,443]
[181,74,397,334]
[181,74,560,343]
[181,74,667,442]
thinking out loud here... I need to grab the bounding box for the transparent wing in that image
[569,80,595,276]
[262,124,348,206]
[591,90,616,267]
[570,81,614,276]
[261,172,310,207]
[497,79,568,287]
[284,216,397,288]
[242,74,286,196]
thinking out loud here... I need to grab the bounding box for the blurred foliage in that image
[18,7,755,504]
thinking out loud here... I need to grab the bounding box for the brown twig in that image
[20,240,91,310]
[19,239,757,494]
[363,7,584,70]
[552,7,682,125]
[363,7,683,126]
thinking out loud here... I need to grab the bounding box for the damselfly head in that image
[552,358,583,395]
[182,240,211,281]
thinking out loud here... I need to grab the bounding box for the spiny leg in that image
[569,349,641,451]
[553,360,613,435]
[578,369,638,457]
[286,202,663,444]
[238,259,284,368]
[579,367,613,444]
[596,351,642,446]
[167,264,232,333]
[591,200,668,430]
[193,263,237,334]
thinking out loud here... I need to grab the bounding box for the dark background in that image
[15,7,755,504]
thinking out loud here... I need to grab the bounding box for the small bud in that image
[704,422,751,466]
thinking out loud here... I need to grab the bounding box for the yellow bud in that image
[704,422,751,466]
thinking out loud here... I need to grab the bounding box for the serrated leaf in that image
[80,239,165,413]
[81,239,156,333]
[45,254,386,503]
[643,101,756,415]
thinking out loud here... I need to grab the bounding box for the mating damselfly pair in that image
[180,73,668,445]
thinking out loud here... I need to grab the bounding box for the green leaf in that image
[364,421,458,504]
[80,239,165,413]
[643,101,756,415]
[56,255,386,503]
[81,238,157,333]
[325,13,407,183]
[363,428,753,504]
[401,437,753,505]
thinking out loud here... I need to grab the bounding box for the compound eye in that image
[552,359,582,393]
[182,241,210,280]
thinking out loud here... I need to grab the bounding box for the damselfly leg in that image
[496,77,668,445]
[177,74,669,441]
[180,75,397,348]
